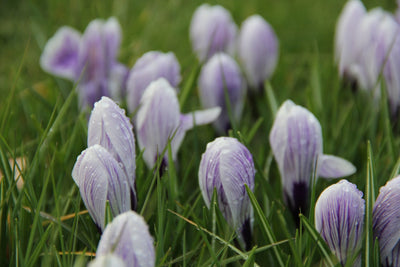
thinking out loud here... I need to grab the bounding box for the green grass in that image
[1,0,399,266]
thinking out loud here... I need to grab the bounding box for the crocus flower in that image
[88,96,137,209]
[237,15,279,90]
[199,137,255,250]
[88,254,126,267]
[40,17,128,109]
[335,2,400,115]
[126,51,181,113]
[72,145,131,230]
[136,78,221,170]
[269,100,356,218]
[189,4,237,62]
[96,211,155,267]
[373,175,400,267]
[198,53,245,133]
[315,180,365,266]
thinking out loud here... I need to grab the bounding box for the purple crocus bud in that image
[40,26,82,81]
[237,15,279,90]
[88,96,137,209]
[96,211,155,267]
[269,100,356,219]
[88,254,126,267]
[334,0,366,82]
[315,180,365,266]
[189,4,237,62]
[72,145,131,230]
[136,78,221,169]
[373,176,400,267]
[199,137,255,250]
[40,17,128,110]
[126,51,181,113]
[198,53,245,133]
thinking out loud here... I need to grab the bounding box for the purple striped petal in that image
[126,51,181,113]
[315,180,365,266]
[96,211,155,267]
[189,4,237,62]
[72,145,131,230]
[237,15,279,90]
[88,97,136,205]
[198,53,245,133]
[317,154,356,178]
[136,78,181,169]
[199,137,255,248]
[270,100,323,215]
[40,26,81,80]
[373,176,400,267]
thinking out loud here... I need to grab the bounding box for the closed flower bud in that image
[96,211,155,267]
[315,180,365,266]
[72,145,131,230]
[270,100,356,219]
[88,97,137,209]
[136,78,221,169]
[126,51,181,113]
[190,4,237,62]
[237,15,279,90]
[198,53,245,133]
[373,176,400,267]
[199,137,255,249]
[40,17,128,109]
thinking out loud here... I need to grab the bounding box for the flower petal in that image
[88,97,136,199]
[317,154,356,178]
[88,254,126,267]
[72,145,131,230]
[126,51,181,113]
[40,26,81,80]
[96,211,155,267]
[373,176,400,267]
[136,78,180,169]
[315,180,365,266]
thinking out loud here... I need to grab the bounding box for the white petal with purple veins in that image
[317,154,356,178]
[88,254,126,267]
[40,26,81,80]
[97,211,155,267]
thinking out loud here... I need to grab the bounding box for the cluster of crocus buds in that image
[335,0,400,115]
[314,180,365,266]
[72,97,136,230]
[269,100,356,218]
[126,51,181,114]
[89,211,155,267]
[198,53,245,134]
[40,17,128,109]
[136,78,221,170]
[373,175,400,267]
[199,137,255,250]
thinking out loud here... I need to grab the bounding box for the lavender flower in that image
[269,100,356,218]
[335,2,400,115]
[88,254,126,267]
[189,4,237,62]
[237,15,279,90]
[315,180,365,266]
[136,78,221,169]
[199,137,255,249]
[198,53,245,133]
[72,145,131,230]
[40,17,128,109]
[88,96,137,209]
[126,51,181,113]
[96,211,155,267]
[373,176,400,267]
